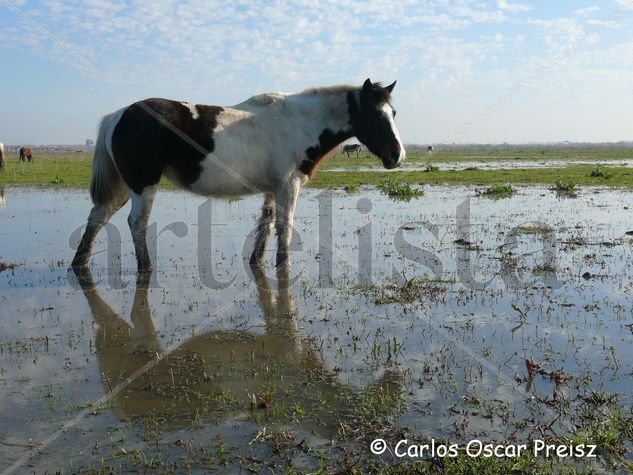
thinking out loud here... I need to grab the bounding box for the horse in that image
[71,78,405,272]
[342,143,362,158]
[0,142,4,171]
[19,146,33,162]
[427,145,434,155]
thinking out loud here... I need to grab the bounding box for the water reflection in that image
[73,266,402,437]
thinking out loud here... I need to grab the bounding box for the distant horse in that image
[19,146,33,162]
[427,145,434,155]
[342,143,362,158]
[72,78,405,272]
[0,143,4,170]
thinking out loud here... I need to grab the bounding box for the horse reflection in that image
[74,267,401,436]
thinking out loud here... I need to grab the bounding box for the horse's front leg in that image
[250,192,275,267]
[274,179,300,267]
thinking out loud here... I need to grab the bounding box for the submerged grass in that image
[515,225,553,234]
[358,277,450,305]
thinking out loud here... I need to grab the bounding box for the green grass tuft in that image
[377,178,423,201]
[343,183,359,193]
[476,184,514,197]
[553,178,579,194]
[590,168,613,179]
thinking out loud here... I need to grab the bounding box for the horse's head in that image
[350,78,405,169]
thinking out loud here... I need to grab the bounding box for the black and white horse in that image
[427,145,433,155]
[0,142,4,171]
[72,78,405,272]
[342,143,362,158]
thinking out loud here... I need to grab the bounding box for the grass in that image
[383,452,539,475]
[343,182,359,193]
[590,168,613,179]
[377,178,423,201]
[423,163,439,172]
[310,165,633,190]
[354,385,407,426]
[476,184,514,197]
[514,225,553,234]
[1,153,633,191]
[360,277,449,305]
[552,178,579,194]
[0,156,173,190]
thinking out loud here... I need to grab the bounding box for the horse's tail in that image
[90,111,124,206]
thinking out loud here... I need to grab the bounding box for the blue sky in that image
[1,0,632,144]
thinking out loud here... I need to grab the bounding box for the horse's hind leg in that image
[72,192,129,268]
[274,180,300,267]
[250,192,275,267]
[128,185,157,272]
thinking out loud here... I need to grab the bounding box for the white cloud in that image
[574,6,600,17]
[528,17,584,47]
[497,0,532,13]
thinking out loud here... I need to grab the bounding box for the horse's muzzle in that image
[381,149,405,169]
[382,159,402,170]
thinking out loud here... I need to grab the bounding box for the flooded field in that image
[328,158,633,172]
[1,185,633,473]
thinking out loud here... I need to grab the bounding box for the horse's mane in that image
[300,84,358,95]
[240,83,391,107]
[302,83,393,105]
[241,92,286,107]
[238,85,358,109]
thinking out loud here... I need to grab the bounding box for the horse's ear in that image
[362,78,373,96]
[385,80,396,93]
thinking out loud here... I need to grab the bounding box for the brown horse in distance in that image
[19,146,33,162]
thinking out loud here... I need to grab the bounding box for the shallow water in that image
[1,185,633,472]
[328,158,633,172]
